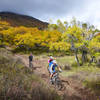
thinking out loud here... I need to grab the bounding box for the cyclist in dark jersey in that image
[29,53,33,68]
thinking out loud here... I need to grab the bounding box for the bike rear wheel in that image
[55,78,63,90]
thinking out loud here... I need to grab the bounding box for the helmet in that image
[52,60,57,64]
[50,56,53,59]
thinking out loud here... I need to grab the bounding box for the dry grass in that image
[0,48,61,100]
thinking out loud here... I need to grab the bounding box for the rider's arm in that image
[57,65,62,72]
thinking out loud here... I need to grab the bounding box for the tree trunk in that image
[82,50,87,65]
[75,49,80,66]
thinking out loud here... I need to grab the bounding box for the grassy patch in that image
[57,55,100,95]
[56,56,75,65]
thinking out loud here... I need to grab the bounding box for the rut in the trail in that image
[15,54,98,100]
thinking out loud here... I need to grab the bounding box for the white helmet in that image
[50,56,53,59]
[52,60,57,64]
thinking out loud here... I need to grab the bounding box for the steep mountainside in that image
[0,12,48,30]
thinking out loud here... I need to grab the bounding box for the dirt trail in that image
[15,54,98,100]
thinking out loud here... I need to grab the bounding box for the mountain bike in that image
[50,71,63,90]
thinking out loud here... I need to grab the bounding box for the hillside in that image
[0,12,48,30]
[0,47,99,100]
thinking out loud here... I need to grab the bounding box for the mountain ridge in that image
[0,12,48,30]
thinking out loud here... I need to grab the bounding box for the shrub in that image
[63,64,72,70]
[96,58,100,67]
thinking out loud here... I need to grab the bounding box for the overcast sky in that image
[0,0,100,29]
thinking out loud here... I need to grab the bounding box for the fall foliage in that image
[0,18,100,57]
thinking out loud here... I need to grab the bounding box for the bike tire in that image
[55,78,63,90]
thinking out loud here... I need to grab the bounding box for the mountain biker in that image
[47,56,54,73]
[29,53,33,68]
[49,60,62,81]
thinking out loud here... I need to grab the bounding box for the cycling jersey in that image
[49,62,58,74]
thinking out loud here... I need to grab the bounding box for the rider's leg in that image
[49,67,52,78]
[50,69,55,79]
[30,62,32,67]
[31,62,33,68]
[50,73,53,79]
[50,69,56,79]
[49,67,54,84]
[50,73,54,84]
[29,61,31,67]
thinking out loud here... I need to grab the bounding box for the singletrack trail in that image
[15,54,97,100]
